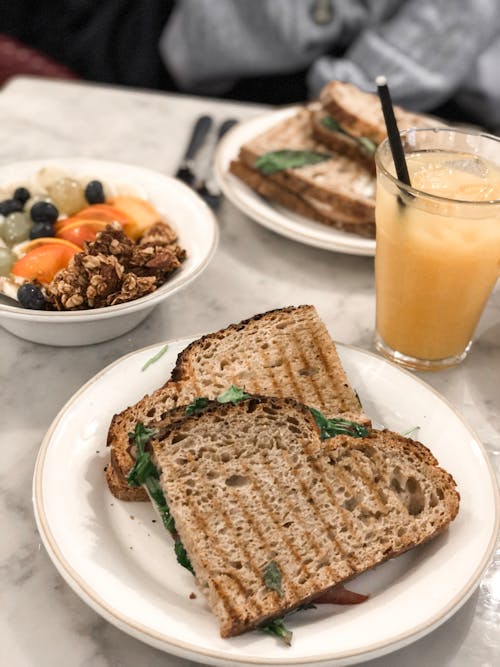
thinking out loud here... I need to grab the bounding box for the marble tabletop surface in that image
[0,76,499,667]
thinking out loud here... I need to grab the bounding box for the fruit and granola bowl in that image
[0,159,218,346]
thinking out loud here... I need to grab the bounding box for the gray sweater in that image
[160,0,500,128]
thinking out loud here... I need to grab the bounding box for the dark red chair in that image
[0,33,78,86]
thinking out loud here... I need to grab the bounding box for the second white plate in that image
[215,108,376,256]
[33,337,499,666]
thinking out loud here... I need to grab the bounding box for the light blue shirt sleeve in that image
[160,0,500,120]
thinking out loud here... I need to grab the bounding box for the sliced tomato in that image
[313,585,369,605]
[12,242,79,283]
[56,219,108,247]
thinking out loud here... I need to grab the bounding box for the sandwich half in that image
[229,106,376,237]
[105,305,368,501]
[316,80,444,160]
[148,395,459,638]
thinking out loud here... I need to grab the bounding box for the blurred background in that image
[0,0,499,131]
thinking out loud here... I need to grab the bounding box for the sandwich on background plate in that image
[229,80,445,239]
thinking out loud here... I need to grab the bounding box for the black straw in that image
[376,76,412,187]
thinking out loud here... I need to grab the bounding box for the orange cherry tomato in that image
[12,243,79,283]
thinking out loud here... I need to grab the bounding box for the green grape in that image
[47,177,86,215]
[0,246,15,275]
[1,211,31,245]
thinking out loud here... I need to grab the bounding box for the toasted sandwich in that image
[229,81,446,237]
[315,80,444,165]
[105,305,368,501]
[229,106,376,237]
[142,395,459,639]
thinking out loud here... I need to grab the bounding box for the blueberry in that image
[13,187,30,205]
[0,198,23,216]
[17,283,46,309]
[29,221,54,239]
[30,201,59,224]
[84,180,105,204]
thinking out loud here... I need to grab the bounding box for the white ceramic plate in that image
[214,109,376,256]
[0,159,218,345]
[33,338,499,666]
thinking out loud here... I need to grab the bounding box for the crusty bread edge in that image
[230,159,375,238]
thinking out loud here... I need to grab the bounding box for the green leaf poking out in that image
[320,115,377,156]
[185,396,209,415]
[126,423,158,487]
[320,115,341,132]
[357,136,377,156]
[263,561,284,597]
[174,536,194,574]
[217,385,251,404]
[261,618,293,646]
[254,149,331,174]
[309,407,370,440]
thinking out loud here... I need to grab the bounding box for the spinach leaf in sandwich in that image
[217,385,251,404]
[261,618,293,646]
[254,149,331,174]
[126,422,193,573]
[185,385,251,416]
[320,115,377,157]
[309,407,370,439]
[126,423,158,486]
[263,561,284,597]
[185,396,209,415]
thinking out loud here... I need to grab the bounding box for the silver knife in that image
[196,118,238,209]
[175,115,213,187]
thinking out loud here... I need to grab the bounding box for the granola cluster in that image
[45,222,186,310]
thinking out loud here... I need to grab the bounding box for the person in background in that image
[160,0,500,132]
[1,0,499,132]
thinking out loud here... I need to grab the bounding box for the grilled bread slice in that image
[320,80,444,145]
[310,107,376,174]
[235,106,375,225]
[152,396,460,638]
[106,305,368,500]
[229,159,375,237]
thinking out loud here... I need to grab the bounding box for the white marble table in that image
[0,76,499,667]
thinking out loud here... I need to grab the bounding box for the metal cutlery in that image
[195,118,238,209]
[174,115,213,187]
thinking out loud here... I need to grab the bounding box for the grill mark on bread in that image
[278,447,358,574]
[291,331,325,409]
[304,448,370,563]
[338,450,390,516]
[304,441,373,563]
[154,399,459,637]
[173,483,260,619]
[275,337,308,405]
[310,327,352,414]
[106,305,369,500]
[250,449,339,591]
[222,459,305,602]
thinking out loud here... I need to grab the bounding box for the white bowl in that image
[0,159,218,346]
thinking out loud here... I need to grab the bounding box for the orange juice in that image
[375,133,500,370]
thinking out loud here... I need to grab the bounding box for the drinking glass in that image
[374,128,500,371]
